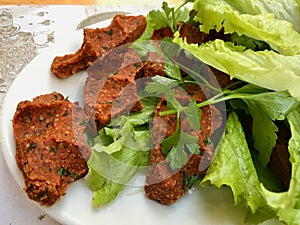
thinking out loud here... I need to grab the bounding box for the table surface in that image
[0,4,163,225]
[2,0,181,5]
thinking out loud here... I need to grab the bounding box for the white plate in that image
[0,17,280,225]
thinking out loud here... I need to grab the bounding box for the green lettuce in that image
[201,112,276,222]
[193,0,300,55]
[88,137,150,206]
[200,108,300,224]
[215,0,300,31]
[87,118,151,206]
[172,0,300,100]
[173,35,300,101]
[261,106,300,225]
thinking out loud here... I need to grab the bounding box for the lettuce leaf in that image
[173,35,300,101]
[87,114,152,206]
[88,141,150,206]
[201,112,275,220]
[261,106,300,225]
[193,0,300,55]
[211,0,300,31]
[228,86,299,167]
[200,106,300,225]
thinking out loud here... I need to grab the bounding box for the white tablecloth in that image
[0,5,156,225]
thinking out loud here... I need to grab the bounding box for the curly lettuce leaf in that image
[201,107,300,225]
[210,0,300,32]
[173,35,300,101]
[201,112,273,216]
[193,0,300,55]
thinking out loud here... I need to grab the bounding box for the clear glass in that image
[0,9,37,102]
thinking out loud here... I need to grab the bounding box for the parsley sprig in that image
[148,71,298,168]
[145,76,201,170]
[148,0,194,33]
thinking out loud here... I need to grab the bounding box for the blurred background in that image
[1,0,181,5]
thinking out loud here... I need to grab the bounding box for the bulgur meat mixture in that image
[15,138,88,206]
[84,46,144,130]
[12,92,90,206]
[50,14,146,79]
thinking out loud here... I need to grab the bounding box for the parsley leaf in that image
[164,62,182,81]
[145,76,183,112]
[182,99,201,130]
[166,143,189,170]
[232,84,299,121]
[161,126,181,156]
[162,127,200,170]
[147,1,192,33]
